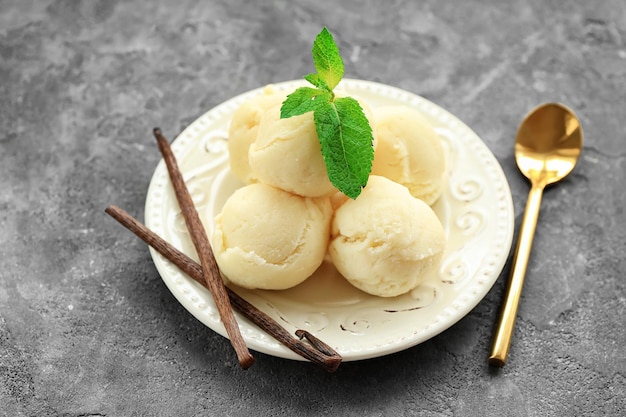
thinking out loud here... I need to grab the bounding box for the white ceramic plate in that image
[145,79,514,362]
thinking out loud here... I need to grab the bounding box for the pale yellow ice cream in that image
[248,95,375,198]
[248,104,337,197]
[210,182,332,290]
[329,175,446,297]
[227,86,287,184]
[371,105,446,205]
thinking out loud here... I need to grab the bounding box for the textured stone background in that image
[1,0,625,416]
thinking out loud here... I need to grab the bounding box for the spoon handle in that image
[489,183,545,367]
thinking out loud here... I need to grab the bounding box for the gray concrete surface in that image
[1,1,625,416]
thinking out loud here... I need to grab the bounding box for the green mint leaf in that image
[280,87,332,118]
[314,97,374,199]
[311,27,344,90]
[280,27,374,199]
[304,73,331,91]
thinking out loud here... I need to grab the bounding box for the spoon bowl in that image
[489,103,582,367]
[515,103,583,186]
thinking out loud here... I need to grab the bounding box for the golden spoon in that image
[489,103,583,367]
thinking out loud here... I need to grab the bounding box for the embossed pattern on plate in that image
[145,79,514,361]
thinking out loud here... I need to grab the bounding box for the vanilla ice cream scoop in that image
[371,105,446,205]
[329,175,446,297]
[248,94,375,198]
[248,104,337,197]
[210,183,332,290]
[228,86,286,184]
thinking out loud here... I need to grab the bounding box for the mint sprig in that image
[280,27,374,199]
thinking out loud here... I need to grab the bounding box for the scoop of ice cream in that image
[248,95,375,198]
[210,182,332,290]
[329,175,446,297]
[371,105,446,205]
[227,86,286,184]
[248,104,337,197]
